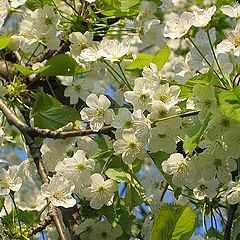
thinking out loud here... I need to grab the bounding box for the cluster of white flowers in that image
[1,0,240,239]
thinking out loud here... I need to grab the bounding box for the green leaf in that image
[150,203,197,240]
[183,114,211,155]
[102,0,140,16]
[219,87,240,122]
[119,0,140,12]
[105,168,131,182]
[0,36,10,50]
[34,107,80,130]
[31,89,80,130]
[125,183,142,209]
[14,64,34,75]
[125,53,153,70]
[0,198,4,212]
[152,45,171,70]
[39,54,85,77]
[233,216,240,240]
[26,0,52,10]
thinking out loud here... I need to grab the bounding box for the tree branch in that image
[0,98,68,240]
[224,203,238,240]
[30,125,114,139]
[28,214,52,236]
[159,180,169,202]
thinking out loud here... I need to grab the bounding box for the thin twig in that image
[224,203,238,240]
[28,214,52,237]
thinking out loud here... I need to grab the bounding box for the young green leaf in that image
[151,203,197,240]
[152,45,171,70]
[40,54,85,77]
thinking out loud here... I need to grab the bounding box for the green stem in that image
[106,66,121,85]
[188,37,227,87]
[202,202,207,236]
[117,62,133,90]
[27,202,51,229]
[152,110,200,125]
[101,152,113,174]
[206,30,226,83]
[26,43,41,65]
[10,192,22,237]
[104,60,132,90]
[46,79,56,98]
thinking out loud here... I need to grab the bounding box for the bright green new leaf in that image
[219,87,240,122]
[0,36,10,50]
[150,203,197,240]
[105,168,131,182]
[119,0,140,12]
[14,64,34,76]
[125,53,153,70]
[40,54,85,77]
[152,45,171,70]
[26,0,52,10]
[183,114,210,155]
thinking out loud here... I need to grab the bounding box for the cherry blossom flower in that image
[162,153,195,187]
[221,3,240,18]
[217,21,240,57]
[82,173,118,209]
[113,128,144,164]
[80,94,114,132]
[163,12,194,39]
[0,166,22,196]
[193,178,219,200]
[41,175,76,208]
[192,6,216,28]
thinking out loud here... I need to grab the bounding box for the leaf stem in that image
[10,192,23,237]
[206,30,226,83]
[188,37,227,88]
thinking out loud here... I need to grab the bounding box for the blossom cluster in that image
[0,0,240,239]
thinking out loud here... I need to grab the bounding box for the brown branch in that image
[0,96,114,140]
[30,125,114,139]
[0,98,68,240]
[224,203,238,240]
[28,42,71,66]
[159,180,169,202]
[28,214,53,236]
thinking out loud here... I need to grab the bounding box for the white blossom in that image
[82,173,118,209]
[0,166,22,195]
[192,6,216,27]
[221,3,240,18]
[113,128,144,164]
[80,94,114,132]
[41,175,76,208]
[163,12,194,39]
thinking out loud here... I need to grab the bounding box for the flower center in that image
[124,120,133,128]
[139,94,149,103]
[98,185,107,194]
[1,177,10,189]
[159,94,169,103]
[76,163,86,172]
[178,162,187,174]
[53,190,64,199]
[128,141,138,150]
[97,108,105,116]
